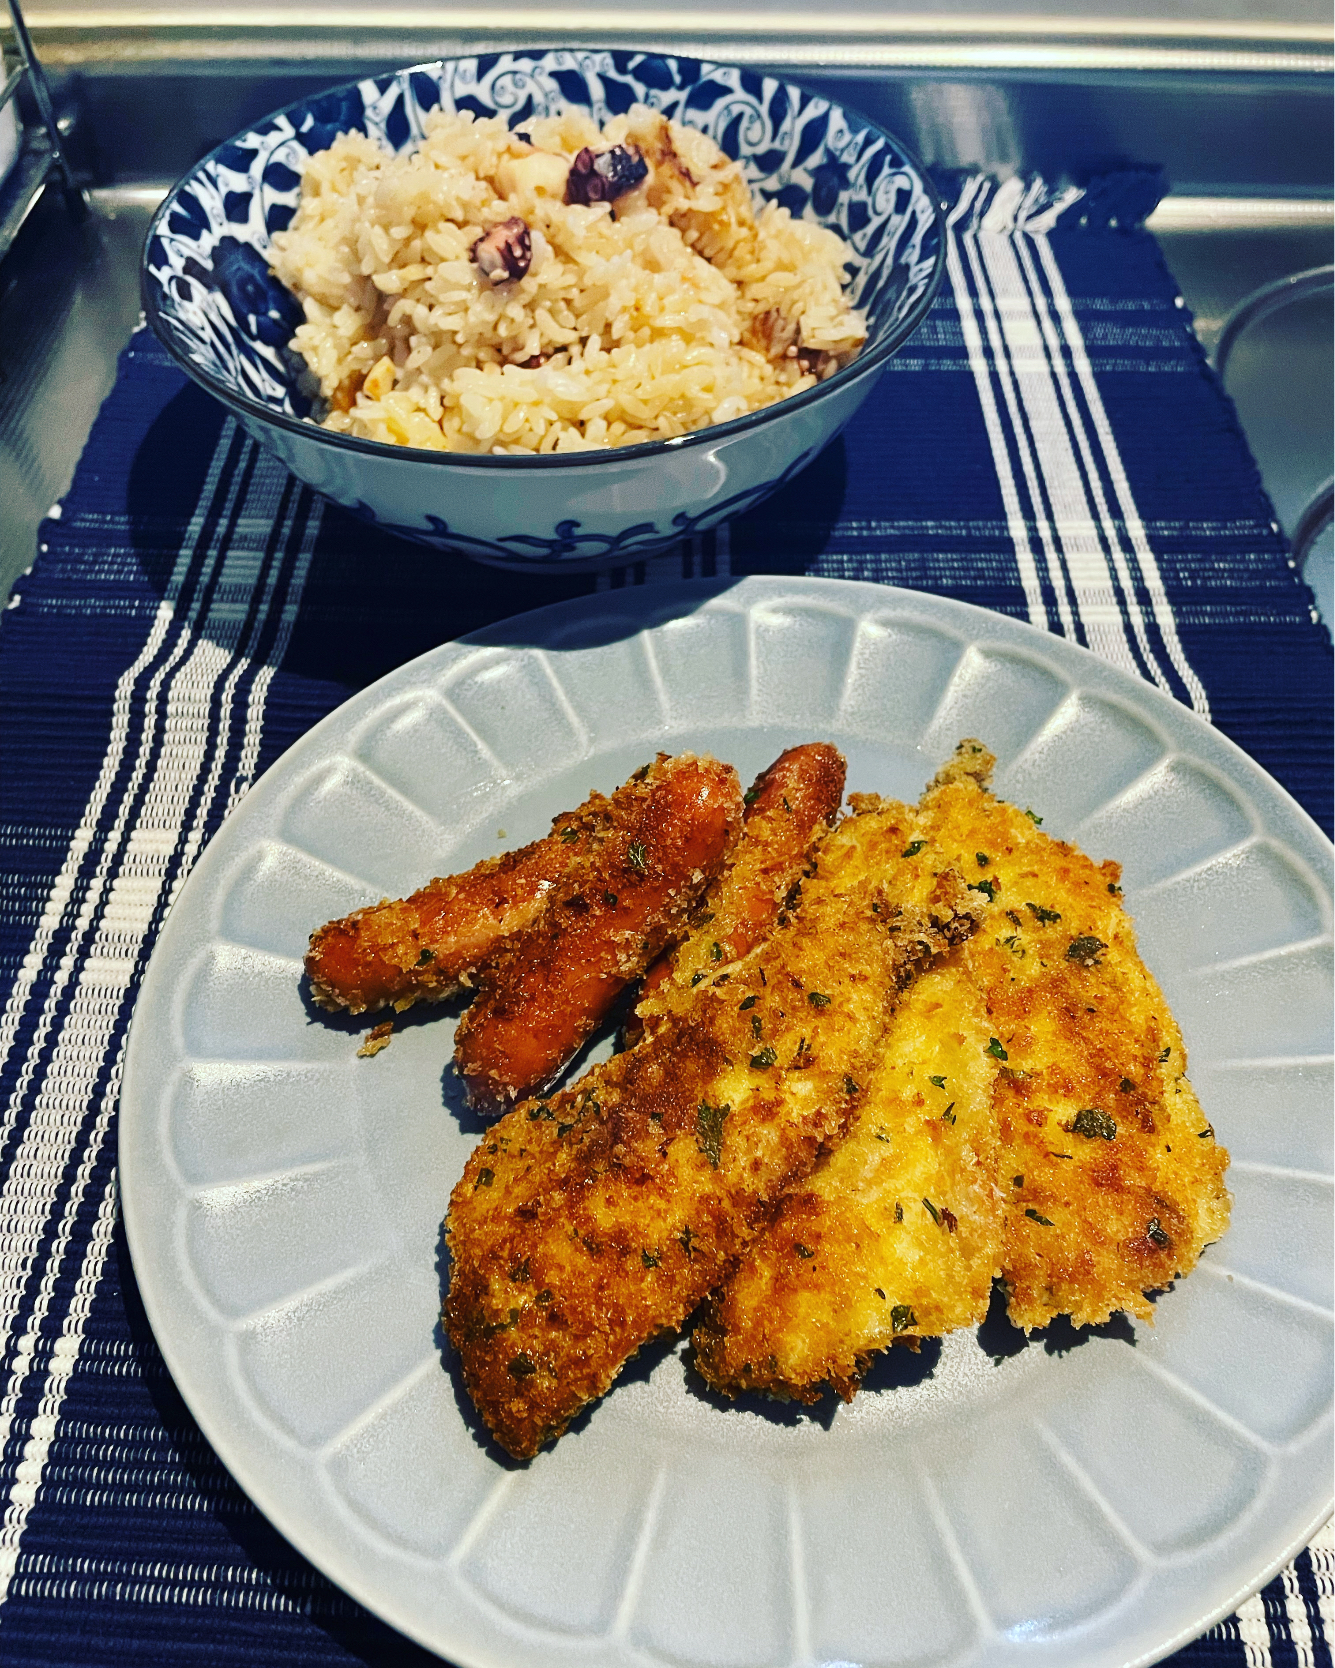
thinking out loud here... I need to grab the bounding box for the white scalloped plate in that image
[120,578,1334,1668]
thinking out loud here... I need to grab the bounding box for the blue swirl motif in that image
[347,446,821,565]
[145,50,942,425]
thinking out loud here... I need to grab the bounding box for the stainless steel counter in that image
[0,44,1330,623]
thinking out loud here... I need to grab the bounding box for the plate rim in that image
[119,575,1335,1668]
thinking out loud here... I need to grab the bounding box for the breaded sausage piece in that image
[304,789,622,1017]
[444,807,981,1459]
[635,742,846,1017]
[453,754,743,1115]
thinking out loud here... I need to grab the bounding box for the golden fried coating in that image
[693,949,1001,1400]
[914,743,1230,1329]
[632,742,846,1026]
[444,803,980,1458]
[306,784,623,1015]
[695,740,1231,1401]
[453,754,743,1114]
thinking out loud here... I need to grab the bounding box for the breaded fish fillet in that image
[444,805,980,1458]
[694,943,1001,1400]
[697,741,1232,1402]
[454,753,743,1113]
[914,743,1230,1329]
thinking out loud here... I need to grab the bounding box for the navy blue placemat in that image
[0,172,1329,1666]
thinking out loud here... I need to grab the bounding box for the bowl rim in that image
[140,50,948,473]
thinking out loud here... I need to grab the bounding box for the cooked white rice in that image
[268,106,866,455]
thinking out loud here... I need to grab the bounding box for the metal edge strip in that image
[21,36,1335,75]
[19,7,1335,42]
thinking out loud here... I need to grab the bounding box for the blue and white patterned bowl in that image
[142,52,945,571]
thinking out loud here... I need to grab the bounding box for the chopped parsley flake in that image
[738,995,757,1011]
[891,1304,917,1332]
[696,1101,730,1168]
[416,947,436,965]
[894,1201,904,1222]
[1119,1077,1136,1093]
[1198,1124,1215,1139]
[1066,935,1108,967]
[690,972,706,986]
[793,1243,814,1259]
[976,852,990,866]
[922,1197,941,1224]
[901,840,926,858]
[710,940,722,961]
[1159,1045,1172,1062]
[807,991,831,1008]
[604,891,618,908]
[969,878,998,902]
[845,1076,861,1096]
[986,1037,1009,1060]
[751,1013,763,1039]
[1024,808,1043,825]
[929,1075,947,1089]
[559,826,580,843]
[507,1353,537,1378]
[1026,902,1061,925]
[750,1046,778,1070]
[1069,1107,1117,1141]
[1146,1217,1171,1248]
[1025,1208,1055,1227]
[475,1168,494,1188]
[627,840,648,873]
[942,1103,956,1124]
[641,1248,659,1268]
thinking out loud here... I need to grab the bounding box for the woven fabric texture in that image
[0,173,1329,1666]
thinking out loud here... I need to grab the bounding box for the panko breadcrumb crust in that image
[444,805,980,1459]
[695,741,1232,1404]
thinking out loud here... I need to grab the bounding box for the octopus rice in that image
[268,106,867,455]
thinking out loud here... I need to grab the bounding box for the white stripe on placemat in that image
[1029,234,1211,717]
[945,175,1209,718]
[1234,1589,1275,1668]
[0,432,320,1602]
[946,179,1052,632]
[1281,1558,1318,1664]
[969,207,1147,680]
[1310,1519,1334,1640]
[0,422,247,1101]
[0,426,254,1354]
[1007,229,1178,695]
